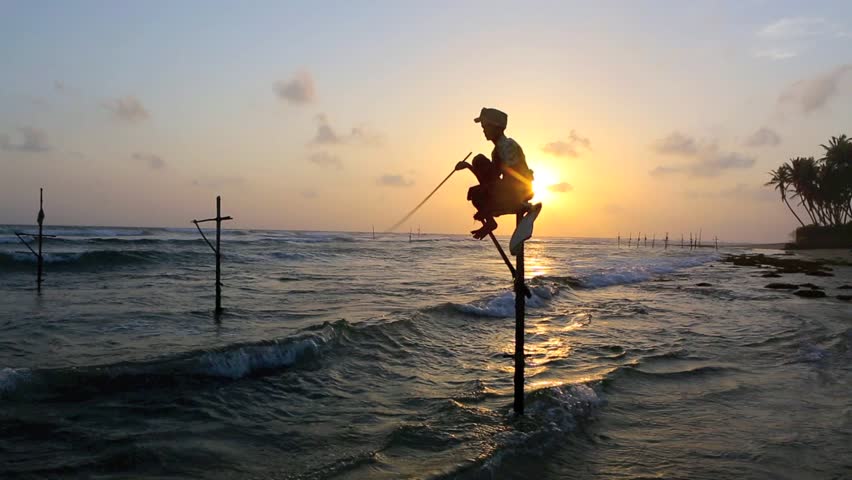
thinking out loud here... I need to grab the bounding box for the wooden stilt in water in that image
[715,236,718,251]
[192,196,233,315]
[36,188,44,290]
[617,233,620,247]
[14,188,54,290]
[513,212,525,416]
[665,232,669,250]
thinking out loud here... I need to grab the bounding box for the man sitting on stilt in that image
[455,107,534,239]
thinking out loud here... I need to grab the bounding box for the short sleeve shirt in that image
[493,137,531,182]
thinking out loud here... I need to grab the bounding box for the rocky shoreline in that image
[721,253,852,301]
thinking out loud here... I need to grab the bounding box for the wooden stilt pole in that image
[617,233,620,247]
[215,196,222,313]
[192,196,232,315]
[665,232,669,250]
[513,212,525,416]
[37,188,44,291]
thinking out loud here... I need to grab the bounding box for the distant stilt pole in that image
[617,233,621,247]
[628,233,632,247]
[514,212,525,416]
[637,232,641,248]
[409,228,412,243]
[698,229,702,249]
[644,235,647,247]
[37,188,44,291]
[690,232,693,250]
[372,225,375,240]
[665,232,669,250]
[715,236,718,251]
[652,234,656,248]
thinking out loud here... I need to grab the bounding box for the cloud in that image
[542,130,591,157]
[310,114,384,147]
[778,63,852,113]
[753,48,798,60]
[377,174,414,187]
[653,131,699,156]
[650,132,755,177]
[758,17,828,38]
[131,152,165,169]
[0,126,52,153]
[308,151,342,169]
[682,183,776,202]
[548,182,573,193]
[301,189,319,199]
[349,126,385,146]
[103,96,149,122]
[743,127,782,147]
[274,71,316,105]
[311,114,342,145]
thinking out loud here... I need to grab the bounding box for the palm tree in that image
[766,164,806,227]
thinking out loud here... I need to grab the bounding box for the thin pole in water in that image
[192,196,232,315]
[513,212,526,416]
[37,188,44,291]
[215,196,222,313]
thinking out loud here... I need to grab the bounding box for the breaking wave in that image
[0,322,344,400]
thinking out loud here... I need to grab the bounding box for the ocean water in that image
[1,225,850,479]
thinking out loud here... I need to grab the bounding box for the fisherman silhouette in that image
[455,108,534,239]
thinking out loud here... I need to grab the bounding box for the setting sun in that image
[531,166,564,204]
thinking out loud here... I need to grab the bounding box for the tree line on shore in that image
[766,134,852,229]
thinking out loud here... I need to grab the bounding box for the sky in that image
[1,1,851,242]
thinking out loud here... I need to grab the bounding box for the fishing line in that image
[384,152,471,233]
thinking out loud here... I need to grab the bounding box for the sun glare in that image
[531,167,561,204]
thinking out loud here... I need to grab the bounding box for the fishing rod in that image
[384,152,471,233]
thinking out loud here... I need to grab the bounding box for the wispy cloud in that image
[0,126,52,153]
[542,130,591,157]
[650,132,755,177]
[778,63,852,113]
[349,126,385,147]
[308,151,343,169]
[753,48,798,60]
[274,71,316,105]
[548,182,573,193]
[103,96,149,123]
[743,127,782,147]
[310,114,384,147]
[653,131,699,156]
[682,183,776,202]
[311,114,342,145]
[131,152,165,170]
[377,174,414,187]
[758,17,828,38]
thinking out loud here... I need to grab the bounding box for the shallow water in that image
[1,225,850,479]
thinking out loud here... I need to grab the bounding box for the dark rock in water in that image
[761,272,782,278]
[798,283,823,290]
[723,254,835,275]
[793,289,827,298]
[838,285,852,290]
[838,295,852,301]
[765,283,798,290]
[695,282,712,287]
[805,270,834,277]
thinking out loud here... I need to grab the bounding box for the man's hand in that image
[455,161,470,171]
